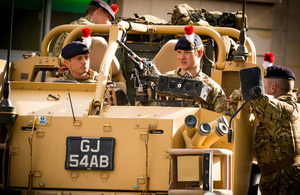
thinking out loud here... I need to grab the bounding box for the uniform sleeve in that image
[211,87,234,116]
[251,96,275,122]
[230,89,243,105]
[250,96,295,123]
[163,70,177,77]
[52,33,68,57]
[88,69,98,81]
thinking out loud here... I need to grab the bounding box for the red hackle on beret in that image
[82,27,92,48]
[184,26,194,35]
[264,52,274,63]
[110,4,118,13]
[82,27,91,38]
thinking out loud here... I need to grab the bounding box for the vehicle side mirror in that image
[239,67,264,100]
[228,67,265,143]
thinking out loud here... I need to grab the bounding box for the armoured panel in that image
[9,114,174,191]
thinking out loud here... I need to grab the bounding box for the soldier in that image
[52,0,118,57]
[164,26,233,116]
[57,41,98,83]
[250,66,300,195]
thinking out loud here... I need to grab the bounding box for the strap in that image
[41,70,46,82]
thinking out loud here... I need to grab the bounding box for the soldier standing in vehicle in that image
[250,66,300,194]
[57,41,98,83]
[52,0,118,57]
[164,25,233,116]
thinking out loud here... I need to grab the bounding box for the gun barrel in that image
[117,40,143,63]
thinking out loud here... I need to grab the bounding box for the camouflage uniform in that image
[52,16,95,57]
[229,89,242,105]
[57,69,98,83]
[251,93,300,195]
[165,68,233,116]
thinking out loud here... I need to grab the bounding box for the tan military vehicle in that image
[0,16,263,194]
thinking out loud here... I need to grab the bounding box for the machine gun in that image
[117,40,161,78]
[117,39,161,104]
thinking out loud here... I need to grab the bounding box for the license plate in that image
[65,137,115,170]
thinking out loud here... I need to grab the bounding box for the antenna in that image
[68,92,76,122]
[242,0,246,29]
[233,0,250,61]
[0,0,17,125]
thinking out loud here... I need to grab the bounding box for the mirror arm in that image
[229,93,254,128]
[227,93,254,143]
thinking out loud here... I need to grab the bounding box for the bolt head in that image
[39,181,45,187]
[133,184,139,190]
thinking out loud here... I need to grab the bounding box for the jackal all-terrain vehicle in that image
[0,10,263,194]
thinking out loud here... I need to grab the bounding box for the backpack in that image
[171,3,247,29]
[121,13,170,25]
[170,4,210,27]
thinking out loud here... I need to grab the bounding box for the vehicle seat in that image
[34,70,57,82]
[153,39,179,74]
[89,37,120,77]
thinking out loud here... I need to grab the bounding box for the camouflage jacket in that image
[56,69,98,83]
[164,68,233,116]
[52,16,95,57]
[251,93,300,171]
[251,93,300,193]
[229,89,242,105]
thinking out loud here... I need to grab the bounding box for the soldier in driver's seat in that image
[57,41,98,83]
[57,41,129,105]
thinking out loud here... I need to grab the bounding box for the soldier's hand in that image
[227,95,233,106]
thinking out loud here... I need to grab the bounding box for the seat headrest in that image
[89,37,120,76]
[153,39,179,74]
